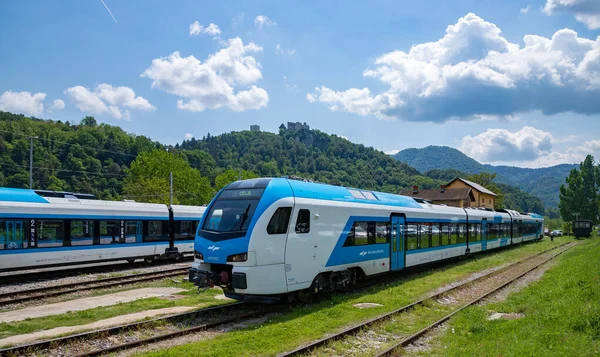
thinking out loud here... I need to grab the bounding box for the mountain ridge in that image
[392,146,575,207]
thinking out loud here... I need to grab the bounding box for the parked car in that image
[550,230,563,237]
[544,228,549,236]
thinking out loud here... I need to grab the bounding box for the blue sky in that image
[1,0,599,168]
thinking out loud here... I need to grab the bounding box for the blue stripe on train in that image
[0,240,195,255]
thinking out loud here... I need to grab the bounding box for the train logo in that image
[208,245,221,251]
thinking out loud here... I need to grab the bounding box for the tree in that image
[81,116,97,127]
[559,155,599,224]
[215,169,258,191]
[467,172,504,209]
[123,150,212,205]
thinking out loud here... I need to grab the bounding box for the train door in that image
[5,221,23,249]
[481,219,488,251]
[390,214,405,271]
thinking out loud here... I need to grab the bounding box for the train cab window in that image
[267,207,292,235]
[406,224,418,250]
[38,220,65,247]
[375,222,389,243]
[295,209,310,234]
[71,220,94,246]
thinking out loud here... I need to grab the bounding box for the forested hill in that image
[0,111,545,214]
[0,111,162,199]
[393,146,575,207]
[177,128,440,193]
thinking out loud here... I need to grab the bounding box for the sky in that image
[0,0,599,168]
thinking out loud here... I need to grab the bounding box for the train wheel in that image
[144,256,155,263]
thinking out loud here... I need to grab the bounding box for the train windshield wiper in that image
[229,204,251,232]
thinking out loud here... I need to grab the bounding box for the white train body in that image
[190,178,544,302]
[0,188,206,272]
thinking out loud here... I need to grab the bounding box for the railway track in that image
[0,258,192,286]
[0,301,281,357]
[0,267,189,307]
[280,242,575,357]
[0,242,569,356]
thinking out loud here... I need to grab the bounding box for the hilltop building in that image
[279,122,310,132]
[399,177,497,208]
[250,125,260,132]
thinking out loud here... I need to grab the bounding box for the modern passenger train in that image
[189,177,544,302]
[0,187,206,272]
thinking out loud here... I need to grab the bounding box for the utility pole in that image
[574,212,580,220]
[169,172,173,206]
[29,136,35,189]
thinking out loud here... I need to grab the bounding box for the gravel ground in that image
[0,262,191,295]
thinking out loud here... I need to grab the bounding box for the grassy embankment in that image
[136,238,575,357]
[405,237,600,357]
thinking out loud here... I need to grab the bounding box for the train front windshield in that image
[202,188,264,233]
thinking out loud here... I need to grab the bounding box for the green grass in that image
[135,238,575,357]
[405,237,600,357]
[0,278,230,341]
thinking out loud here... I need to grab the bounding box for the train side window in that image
[295,209,310,234]
[375,222,389,243]
[38,220,65,247]
[367,222,377,244]
[100,221,119,244]
[457,223,467,244]
[148,221,163,236]
[450,224,459,245]
[441,223,450,245]
[126,221,141,242]
[71,220,94,246]
[343,223,356,247]
[353,222,369,245]
[420,223,431,249]
[406,224,418,250]
[267,207,292,235]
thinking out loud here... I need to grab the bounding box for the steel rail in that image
[0,302,246,356]
[374,242,576,357]
[280,242,571,357]
[0,267,189,307]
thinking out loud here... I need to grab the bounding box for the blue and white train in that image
[0,187,206,272]
[189,178,544,302]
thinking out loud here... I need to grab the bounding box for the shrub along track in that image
[0,267,190,308]
[280,241,575,357]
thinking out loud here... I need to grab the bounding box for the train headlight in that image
[227,252,248,262]
[194,250,203,260]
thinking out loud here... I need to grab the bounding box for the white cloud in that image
[283,76,300,94]
[385,149,400,155]
[189,21,221,36]
[65,84,155,120]
[275,44,296,56]
[459,126,600,167]
[142,37,268,112]
[460,126,554,162]
[0,90,46,116]
[307,13,600,122]
[520,5,532,13]
[254,15,276,29]
[49,99,65,112]
[184,133,193,140]
[544,0,600,30]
